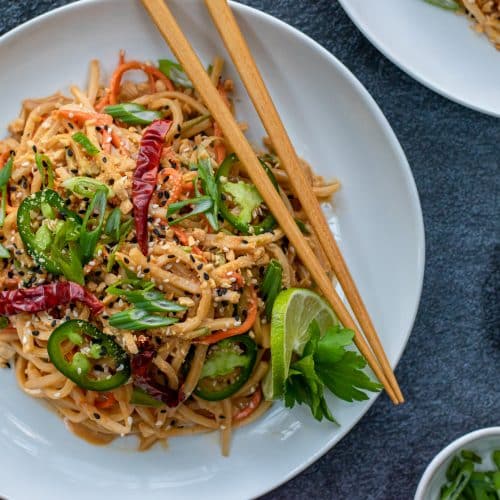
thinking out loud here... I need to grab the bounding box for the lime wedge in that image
[262,288,338,400]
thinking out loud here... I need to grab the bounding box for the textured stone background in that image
[0,1,498,499]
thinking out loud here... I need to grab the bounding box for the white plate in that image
[338,0,500,117]
[0,1,425,498]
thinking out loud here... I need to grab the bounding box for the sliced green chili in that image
[48,320,130,391]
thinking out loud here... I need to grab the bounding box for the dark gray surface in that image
[0,1,498,499]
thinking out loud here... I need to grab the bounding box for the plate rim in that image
[0,0,425,497]
[338,0,500,118]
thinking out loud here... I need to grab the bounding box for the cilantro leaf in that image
[315,326,383,403]
[282,320,382,422]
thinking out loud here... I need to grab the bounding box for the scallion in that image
[62,176,113,199]
[109,308,179,330]
[0,156,13,228]
[261,260,283,319]
[104,103,163,125]
[79,188,107,263]
[424,0,461,11]
[166,195,213,225]
[158,59,192,88]
[72,132,100,156]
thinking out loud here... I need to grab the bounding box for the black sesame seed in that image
[32,330,40,337]
[32,145,38,153]
[68,122,74,129]
[51,320,57,327]
[5,362,11,369]
[67,149,74,157]
[196,263,203,270]
[124,257,130,264]
[189,254,195,263]
[143,268,150,274]
[109,178,114,185]
[203,272,209,281]
[71,168,78,174]
[102,314,109,320]
[93,413,101,420]
[102,157,108,163]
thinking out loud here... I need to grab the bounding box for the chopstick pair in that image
[140,0,404,404]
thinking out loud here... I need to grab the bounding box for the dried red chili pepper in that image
[131,348,184,407]
[0,282,104,316]
[133,120,172,255]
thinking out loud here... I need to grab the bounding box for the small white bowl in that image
[415,427,500,500]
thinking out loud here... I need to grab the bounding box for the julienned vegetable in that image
[72,132,100,156]
[0,282,103,316]
[17,189,84,283]
[48,320,130,391]
[440,448,500,499]
[104,103,163,125]
[216,154,277,235]
[133,119,172,255]
[130,386,164,408]
[0,156,13,227]
[158,59,193,88]
[195,335,257,401]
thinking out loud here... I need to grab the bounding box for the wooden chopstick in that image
[140,0,399,405]
[203,0,403,404]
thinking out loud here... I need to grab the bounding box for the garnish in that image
[0,156,13,227]
[195,335,257,401]
[48,320,130,391]
[261,260,283,320]
[72,132,100,156]
[62,176,113,198]
[104,103,163,126]
[0,282,103,317]
[439,448,500,499]
[158,58,193,88]
[17,189,84,283]
[132,119,172,255]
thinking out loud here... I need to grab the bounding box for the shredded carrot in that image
[0,151,10,167]
[57,109,112,126]
[172,226,189,246]
[94,93,110,112]
[191,245,207,262]
[118,49,126,66]
[153,167,183,207]
[0,327,17,335]
[234,388,262,421]
[109,61,174,105]
[94,392,117,409]
[197,286,258,345]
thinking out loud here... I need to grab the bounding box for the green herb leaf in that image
[105,103,163,125]
[72,132,100,156]
[158,59,192,88]
[0,316,9,328]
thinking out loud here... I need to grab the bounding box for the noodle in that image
[0,52,339,454]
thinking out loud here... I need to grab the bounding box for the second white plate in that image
[339,0,500,117]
